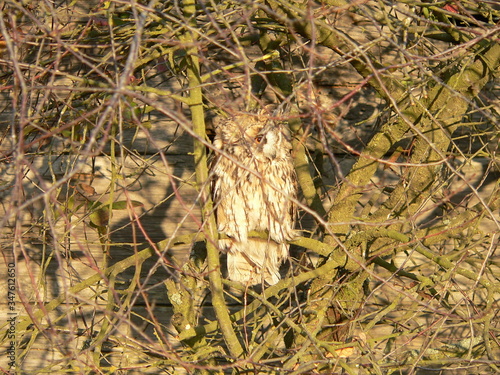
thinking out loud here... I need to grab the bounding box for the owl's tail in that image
[223,239,288,286]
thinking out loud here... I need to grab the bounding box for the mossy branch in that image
[372,42,500,226]
[1,231,333,348]
[180,0,244,359]
[262,0,500,241]
[6,224,496,349]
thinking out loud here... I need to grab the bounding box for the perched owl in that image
[211,112,297,285]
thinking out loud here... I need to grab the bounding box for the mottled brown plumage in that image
[210,112,297,285]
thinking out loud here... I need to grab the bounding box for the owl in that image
[210,112,297,285]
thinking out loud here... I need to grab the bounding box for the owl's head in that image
[213,113,292,162]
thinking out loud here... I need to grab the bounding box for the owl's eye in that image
[255,135,264,143]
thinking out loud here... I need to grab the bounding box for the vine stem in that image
[181,0,244,359]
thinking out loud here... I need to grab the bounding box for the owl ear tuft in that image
[211,112,231,129]
[261,104,277,114]
[211,116,223,129]
[256,105,277,122]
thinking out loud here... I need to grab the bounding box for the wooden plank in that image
[1,151,202,308]
[0,118,195,156]
[0,304,185,373]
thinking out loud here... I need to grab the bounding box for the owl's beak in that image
[262,141,277,160]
